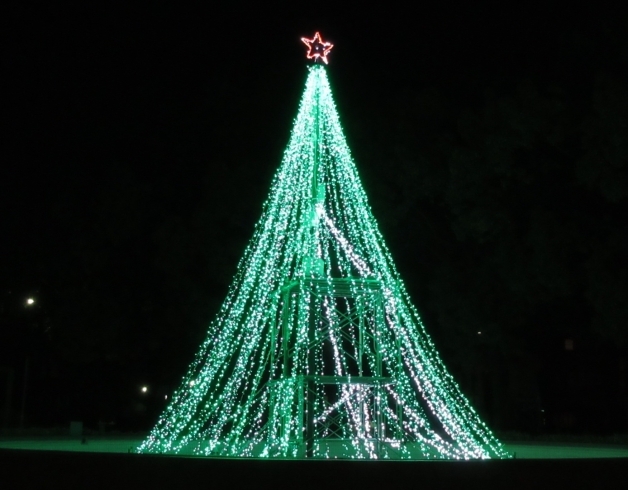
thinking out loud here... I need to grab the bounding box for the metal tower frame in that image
[268,277,406,458]
[264,74,407,458]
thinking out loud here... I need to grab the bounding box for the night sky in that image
[2,4,627,434]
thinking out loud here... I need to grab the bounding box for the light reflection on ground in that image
[1,438,628,459]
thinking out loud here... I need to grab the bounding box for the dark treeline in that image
[357,74,628,433]
[1,5,627,434]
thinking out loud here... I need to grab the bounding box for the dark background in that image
[1,3,627,436]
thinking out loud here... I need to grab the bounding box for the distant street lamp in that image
[20,296,37,427]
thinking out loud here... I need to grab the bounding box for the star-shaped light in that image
[301,32,334,65]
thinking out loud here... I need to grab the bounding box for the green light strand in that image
[138,65,510,460]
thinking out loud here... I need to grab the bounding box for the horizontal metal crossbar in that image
[268,375,394,386]
[280,278,382,297]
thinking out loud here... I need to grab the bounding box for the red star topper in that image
[301,32,334,64]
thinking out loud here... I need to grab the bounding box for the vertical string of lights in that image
[137,33,509,460]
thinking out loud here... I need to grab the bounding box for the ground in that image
[1,436,628,459]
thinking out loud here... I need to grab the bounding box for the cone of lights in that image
[138,33,509,460]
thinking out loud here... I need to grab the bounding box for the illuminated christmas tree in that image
[138,33,509,460]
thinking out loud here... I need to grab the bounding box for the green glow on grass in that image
[137,65,509,460]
